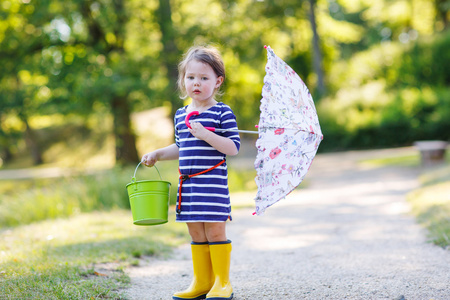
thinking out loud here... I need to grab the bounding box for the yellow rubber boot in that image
[173,242,214,300]
[206,240,233,300]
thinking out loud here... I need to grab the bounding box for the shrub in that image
[318,86,450,151]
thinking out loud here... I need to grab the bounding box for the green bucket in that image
[126,162,171,226]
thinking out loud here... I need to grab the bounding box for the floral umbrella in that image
[253,46,323,215]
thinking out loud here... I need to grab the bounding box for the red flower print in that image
[269,147,282,159]
[274,128,285,135]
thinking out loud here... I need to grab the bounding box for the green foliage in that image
[319,85,450,151]
[0,0,373,163]
[1,0,449,161]
[396,32,450,88]
[319,31,450,151]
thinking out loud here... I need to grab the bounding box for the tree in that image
[157,0,181,118]
[77,0,139,164]
[0,0,57,165]
[435,0,450,30]
[309,0,326,97]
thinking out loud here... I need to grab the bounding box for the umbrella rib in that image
[215,128,259,134]
[215,128,323,135]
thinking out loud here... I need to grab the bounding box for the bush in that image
[396,32,450,88]
[318,85,450,151]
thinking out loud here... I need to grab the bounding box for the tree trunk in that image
[308,0,326,98]
[0,115,13,164]
[111,96,139,164]
[157,0,180,119]
[110,0,139,164]
[22,116,43,165]
[435,0,449,30]
[80,0,139,165]
[2,147,13,163]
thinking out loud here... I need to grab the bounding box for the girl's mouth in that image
[193,89,201,94]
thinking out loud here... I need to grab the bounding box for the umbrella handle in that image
[185,111,216,132]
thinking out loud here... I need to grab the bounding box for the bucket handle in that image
[131,162,162,183]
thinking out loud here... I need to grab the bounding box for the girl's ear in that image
[215,76,224,88]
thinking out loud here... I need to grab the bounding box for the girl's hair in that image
[177,45,225,99]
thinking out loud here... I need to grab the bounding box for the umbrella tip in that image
[264,45,267,49]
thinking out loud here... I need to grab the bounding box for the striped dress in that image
[174,102,241,222]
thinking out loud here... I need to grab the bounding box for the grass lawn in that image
[0,210,189,299]
[0,154,256,298]
[407,165,450,248]
[360,153,421,167]
[359,149,450,168]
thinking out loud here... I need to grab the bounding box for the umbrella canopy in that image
[254,46,323,215]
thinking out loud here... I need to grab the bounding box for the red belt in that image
[177,159,226,214]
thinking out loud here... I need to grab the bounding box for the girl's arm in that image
[189,122,239,156]
[141,143,179,167]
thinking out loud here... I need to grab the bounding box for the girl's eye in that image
[187,76,194,80]
[202,77,208,80]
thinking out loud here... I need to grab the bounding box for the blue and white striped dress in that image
[174,102,241,222]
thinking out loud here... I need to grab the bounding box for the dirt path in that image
[125,147,450,300]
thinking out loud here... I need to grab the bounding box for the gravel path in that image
[125,147,450,300]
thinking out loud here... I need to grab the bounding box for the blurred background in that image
[0,0,449,226]
[1,4,450,298]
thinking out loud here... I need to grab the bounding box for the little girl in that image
[141,45,240,300]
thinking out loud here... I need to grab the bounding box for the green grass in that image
[0,210,189,299]
[0,162,179,228]
[360,153,421,167]
[407,165,450,248]
[0,158,256,298]
[0,158,191,298]
[0,159,256,228]
[360,150,450,168]
[228,168,257,191]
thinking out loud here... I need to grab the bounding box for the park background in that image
[0,0,449,298]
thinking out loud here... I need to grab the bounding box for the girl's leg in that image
[173,222,213,300]
[187,222,227,242]
[204,222,227,242]
[187,222,208,242]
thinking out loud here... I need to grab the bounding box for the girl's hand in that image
[188,121,211,140]
[188,122,238,156]
[141,152,158,167]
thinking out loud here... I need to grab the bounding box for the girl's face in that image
[184,59,223,106]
